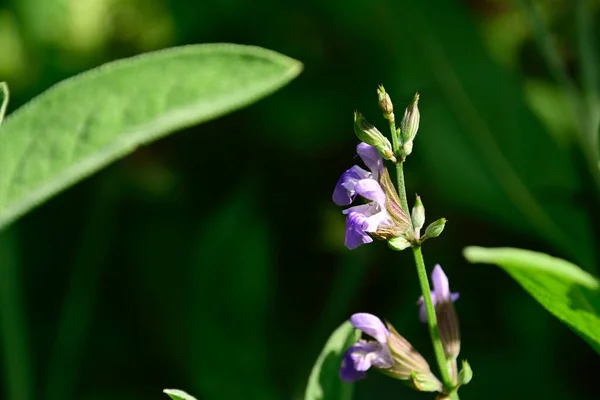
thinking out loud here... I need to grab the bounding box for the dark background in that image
[1,0,599,399]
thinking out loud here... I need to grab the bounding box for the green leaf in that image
[305,321,360,400]
[163,389,198,400]
[464,246,600,353]
[0,43,302,229]
[0,82,8,124]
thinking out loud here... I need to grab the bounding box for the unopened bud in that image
[458,360,473,386]
[354,112,396,162]
[424,218,446,239]
[388,235,412,251]
[411,195,425,236]
[400,92,420,144]
[377,85,394,118]
[383,322,443,392]
[437,301,461,360]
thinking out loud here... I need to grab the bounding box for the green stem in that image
[388,118,410,215]
[394,162,410,216]
[412,246,454,393]
[388,97,457,397]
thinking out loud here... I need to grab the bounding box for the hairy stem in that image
[388,118,410,215]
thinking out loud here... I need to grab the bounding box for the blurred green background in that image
[1,0,599,399]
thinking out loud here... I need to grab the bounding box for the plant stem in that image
[388,118,410,215]
[394,161,410,216]
[388,96,457,397]
[412,246,456,395]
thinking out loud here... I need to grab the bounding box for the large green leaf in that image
[0,43,302,229]
[304,321,360,400]
[464,246,600,353]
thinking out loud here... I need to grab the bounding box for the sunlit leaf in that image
[464,246,600,353]
[163,389,198,400]
[0,43,302,229]
[304,321,360,400]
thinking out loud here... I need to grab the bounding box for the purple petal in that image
[344,212,373,249]
[343,202,388,234]
[357,143,383,178]
[342,203,371,216]
[339,340,393,382]
[416,265,460,323]
[350,313,389,343]
[340,347,367,382]
[363,210,389,232]
[432,264,451,302]
[355,179,386,206]
[333,166,370,205]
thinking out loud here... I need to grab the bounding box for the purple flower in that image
[333,144,391,249]
[417,264,459,323]
[332,165,370,206]
[339,313,394,382]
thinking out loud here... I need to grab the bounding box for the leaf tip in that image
[163,389,198,400]
[462,246,484,263]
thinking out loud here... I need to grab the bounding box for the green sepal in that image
[388,235,412,251]
[353,112,396,161]
[458,359,473,386]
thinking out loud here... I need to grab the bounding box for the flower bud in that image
[354,112,396,162]
[437,300,461,360]
[383,322,443,392]
[400,92,420,144]
[388,235,411,251]
[424,218,446,239]
[458,360,473,386]
[411,195,425,236]
[377,85,394,118]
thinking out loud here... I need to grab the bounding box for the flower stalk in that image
[335,88,467,399]
[412,246,457,397]
[388,92,459,398]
